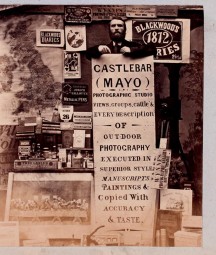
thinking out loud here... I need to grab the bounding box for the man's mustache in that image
[113,31,122,35]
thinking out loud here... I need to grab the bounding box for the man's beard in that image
[109,31,125,42]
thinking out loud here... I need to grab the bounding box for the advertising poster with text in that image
[92,55,157,234]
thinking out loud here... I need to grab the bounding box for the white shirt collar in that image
[113,41,122,46]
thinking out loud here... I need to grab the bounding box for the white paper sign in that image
[73,129,86,148]
[92,55,157,243]
[150,148,171,189]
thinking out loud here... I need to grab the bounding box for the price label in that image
[59,104,74,122]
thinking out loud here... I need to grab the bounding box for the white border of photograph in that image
[65,25,87,51]
[160,189,193,216]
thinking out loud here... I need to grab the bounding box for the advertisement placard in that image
[92,54,157,245]
[65,6,92,23]
[129,19,190,63]
[36,29,64,47]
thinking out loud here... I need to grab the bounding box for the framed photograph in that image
[160,189,193,216]
[5,173,93,225]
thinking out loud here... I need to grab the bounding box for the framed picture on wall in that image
[5,173,93,225]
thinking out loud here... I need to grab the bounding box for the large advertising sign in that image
[127,19,190,63]
[92,55,157,244]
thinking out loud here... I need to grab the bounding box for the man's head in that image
[109,17,126,42]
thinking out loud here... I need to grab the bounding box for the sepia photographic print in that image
[0,1,213,254]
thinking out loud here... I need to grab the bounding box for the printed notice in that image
[126,5,157,18]
[65,6,92,23]
[150,149,171,189]
[92,5,126,20]
[131,19,190,63]
[36,29,64,47]
[62,83,88,104]
[92,55,157,240]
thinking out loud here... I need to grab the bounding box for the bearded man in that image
[86,17,155,59]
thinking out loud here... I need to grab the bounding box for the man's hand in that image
[120,46,131,54]
[98,45,111,54]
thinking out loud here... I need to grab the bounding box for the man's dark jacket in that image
[86,39,156,59]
